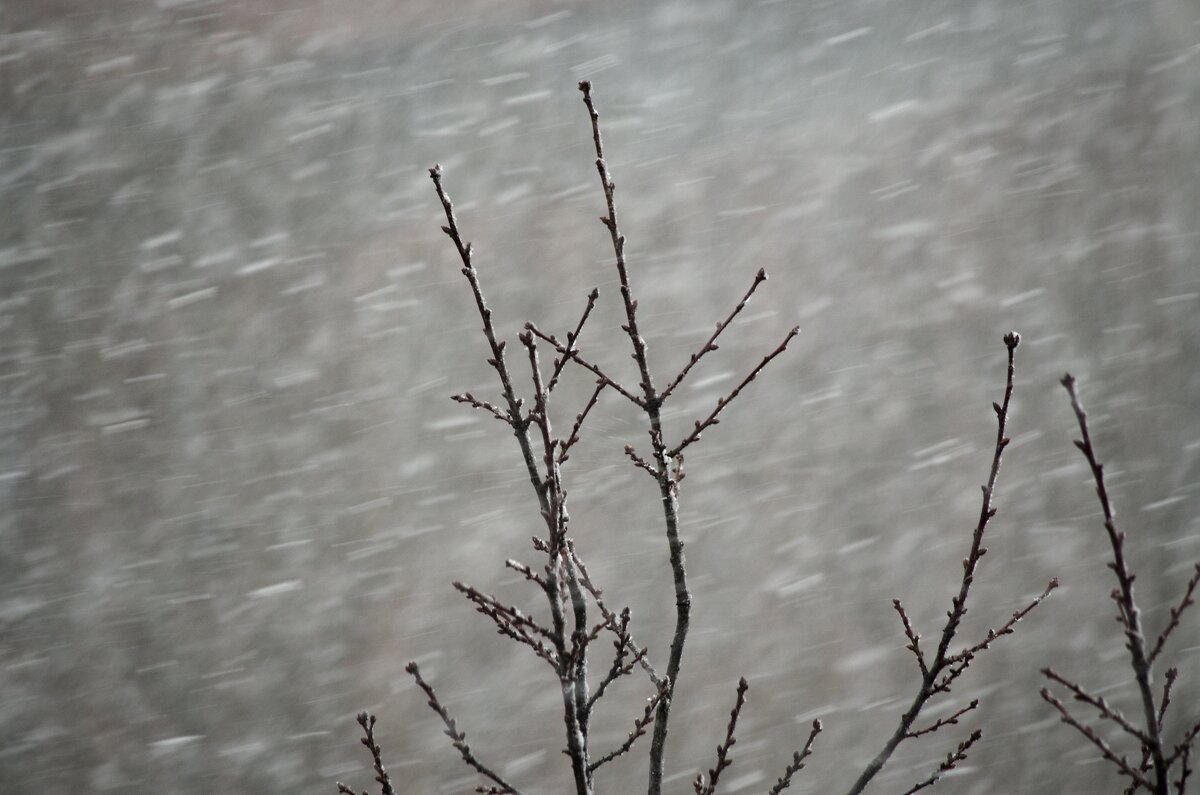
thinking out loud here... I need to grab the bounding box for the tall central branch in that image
[579,80,690,795]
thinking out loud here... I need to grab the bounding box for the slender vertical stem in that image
[843,332,1021,795]
[578,80,690,795]
[1061,375,1169,795]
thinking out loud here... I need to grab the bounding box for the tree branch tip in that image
[429,164,442,178]
[1004,330,1021,349]
[578,79,591,93]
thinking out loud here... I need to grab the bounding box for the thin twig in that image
[842,332,1050,795]
[1042,667,1154,746]
[1041,686,1155,791]
[587,682,669,775]
[558,379,608,464]
[335,711,394,795]
[526,322,644,407]
[908,700,980,739]
[668,325,801,459]
[1148,563,1200,665]
[894,599,929,678]
[568,541,662,688]
[1061,373,1169,793]
[767,720,823,795]
[659,268,769,401]
[451,391,513,425]
[576,83,691,795]
[548,287,601,392]
[900,729,983,795]
[406,662,524,795]
[937,578,1058,693]
[694,678,750,795]
[453,580,559,667]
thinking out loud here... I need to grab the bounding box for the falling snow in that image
[2,1,1199,794]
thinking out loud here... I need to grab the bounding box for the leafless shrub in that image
[338,82,1063,795]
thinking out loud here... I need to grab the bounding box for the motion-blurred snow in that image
[2,1,1198,792]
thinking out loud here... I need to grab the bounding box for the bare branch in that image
[1042,667,1154,746]
[505,558,546,589]
[406,662,524,795]
[526,322,644,407]
[624,443,661,478]
[908,700,980,739]
[894,599,928,678]
[938,578,1058,692]
[454,581,559,668]
[548,287,601,393]
[452,391,514,425]
[1041,685,1155,791]
[668,325,801,459]
[842,333,1050,795]
[568,541,662,688]
[1061,373,1170,793]
[1148,563,1200,665]
[558,379,608,464]
[587,683,669,775]
[900,729,983,795]
[659,267,769,401]
[694,678,750,795]
[767,719,823,795]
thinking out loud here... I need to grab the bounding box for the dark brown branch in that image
[767,719,823,795]
[454,581,559,667]
[587,607,647,712]
[894,599,929,678]
[938,579,1058,692]
[505,558,547,589]
[335,711,395,795]
[587,683,669,775]
[558,379,608,464]
[1061,373,1170,793]
[1041,685,1155,791]
[624,443,661,478]
[1166,723,1200,768]
[568,541,663,688]
[525,322,644,407]
[518,332,594,795]
[406,662,524,795]
[548,287,601,393]
[659,267,769,401]
[908,700,980,739]
[1042,667,1154,746]
[578,80,655,401]
[843,332,1050,795]
[694,678,750,795]
[451,391,513,425]
[429,165,549,520]
[1148,563,1200,665]
[668,325,800,459]
[900,729,983,795]
[578,80,693,795]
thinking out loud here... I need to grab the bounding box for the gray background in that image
[3,0,1199,792]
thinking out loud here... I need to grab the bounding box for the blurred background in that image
[3,1,1199,792]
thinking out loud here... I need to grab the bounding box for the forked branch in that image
[842,332,1054,795]
[1044,375,1200,795]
